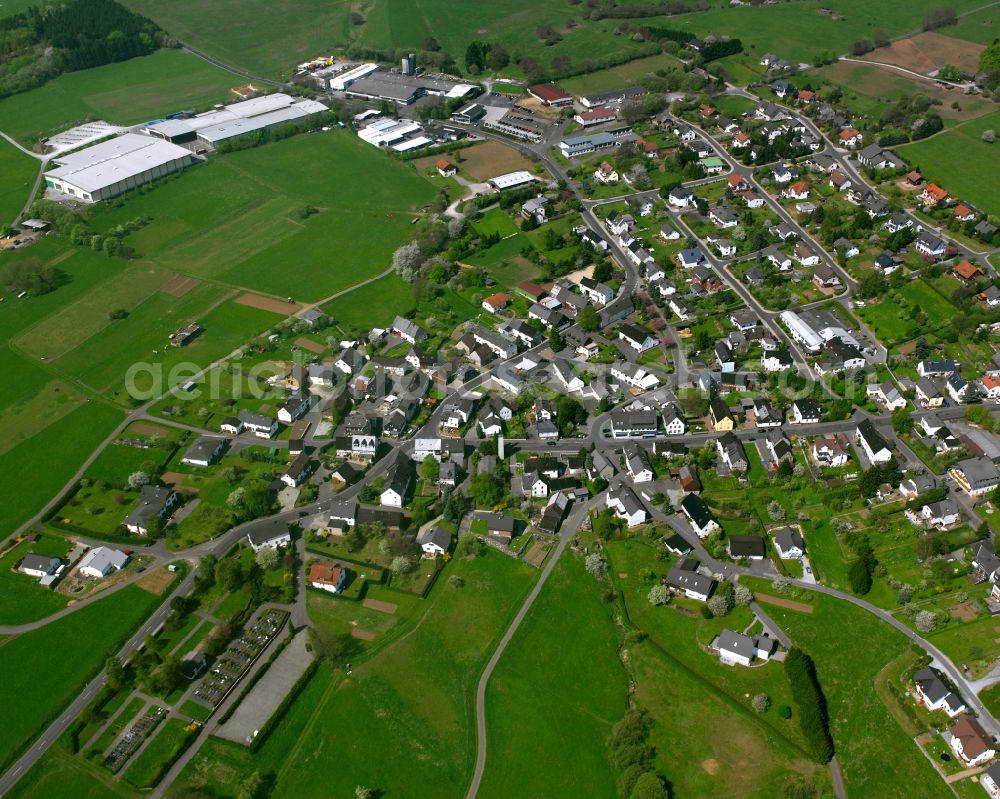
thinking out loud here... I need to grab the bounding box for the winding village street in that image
[3,68,1000,799]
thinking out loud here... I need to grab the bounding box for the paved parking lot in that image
[214,632,313,745]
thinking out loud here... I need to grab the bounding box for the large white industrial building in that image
[142,93,327,146]
[44,133,194,203]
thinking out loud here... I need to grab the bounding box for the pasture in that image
[122,0,353,79]
[867,31,985,75]
[765,594,951,799]
[0,49,242,146]
[0,140,38,225]
[477,556,625,799]
[816,61,995,123]
[4,748,133,799]
[559,52,685,95]
[0,584,163,772]
[665,0,989,64]
[899,109,1000,218]
[946,5,1000,43]
[88,132,437,302]
[322,272,415,332]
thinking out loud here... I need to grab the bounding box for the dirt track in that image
[754,593,814,614]
[362,598,397,614]
[234,293,302,314]
[161,274,200,297]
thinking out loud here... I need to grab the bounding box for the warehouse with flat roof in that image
[142,93,327,145]
[44,133,194,203]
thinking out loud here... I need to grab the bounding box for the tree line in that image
[784,648,835,763]
[0,0,168,99]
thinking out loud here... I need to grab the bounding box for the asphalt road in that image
[3,75,1000,798]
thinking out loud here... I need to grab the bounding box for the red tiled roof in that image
[839,129,861,140]
[529,83,571,103]
[517,280,547,298]
[734,131,750,142]
[924,183,948,201]
[954,260,980,280]
[955,204,974,217]
[483,292,510,308]
[577,109,616,121]
[309,562,343,586]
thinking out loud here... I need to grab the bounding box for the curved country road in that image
[464,501,590,799]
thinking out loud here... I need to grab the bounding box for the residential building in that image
[667,557,716,601]
[856,419,893,464]
[77,547,129,578]
[728,535,766,560]
[247,519,291,552]
[680,493,720,538]
[948,716,996,766]
[417,526,452,557]
[773,527,805,559]
[309,561,347,593]
[607,483,647,527]
[949,457,1000,497]
[123,485,178,535]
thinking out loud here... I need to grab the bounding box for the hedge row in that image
[784,648,834,763]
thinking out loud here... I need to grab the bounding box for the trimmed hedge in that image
[784,648,834,763]
[249,660,319,751]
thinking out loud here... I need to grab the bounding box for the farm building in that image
[488,171,537,191]
[44,133,194,203]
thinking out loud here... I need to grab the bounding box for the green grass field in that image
[0,584,164,771]
[559,52,685,95]
[322,272,416,332]
[898,110,1000,217]
[765,595,951,799]
[5,747,133,799]
[88,132,436,302]
[604,539,821,796]
[275,553,536,798]
[170,551,535,798]
[0,139,38,225]
[946,6,1000,43]
[664,0,989,64]
[478,555,625,799]
[0,535,72,625]
[122,717,193,789]
[0,49,244,146]
[125,0,648,80]
[122,0,355,79]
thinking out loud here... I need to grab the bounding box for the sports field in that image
[88,132,437,302]
[0,584,164,772]
[0,49,243,146]
[478,556,625,799]
[0,140,38,225]
[899,109,1000,217]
